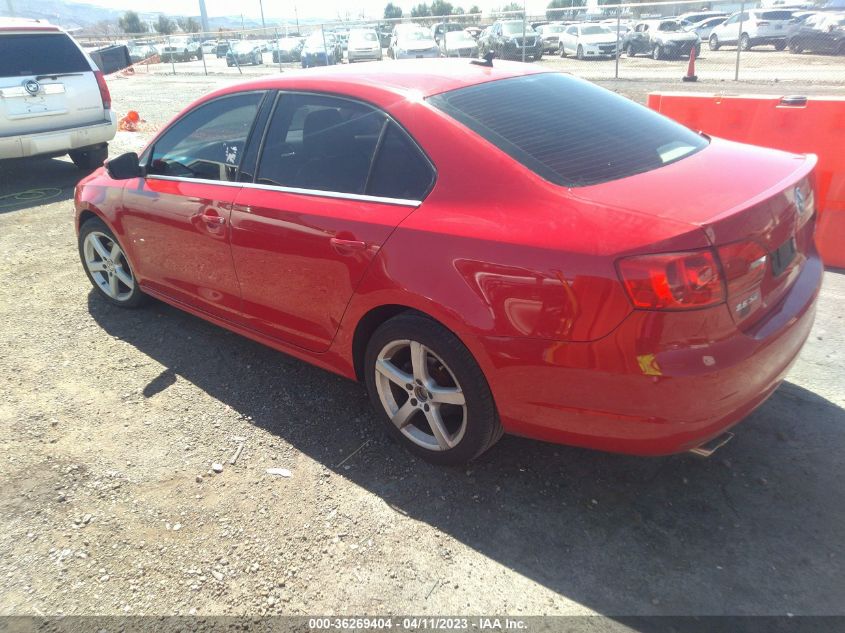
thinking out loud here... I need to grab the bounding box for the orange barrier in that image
[648,93,845,268]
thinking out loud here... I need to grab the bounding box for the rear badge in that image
[735,291,761,315]
[23,79,40,96]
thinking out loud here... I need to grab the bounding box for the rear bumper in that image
[0,113,117,160]
[348,50,382,61]
[750,35,787,44]
[469,254,823,456]
[395,50,440,59]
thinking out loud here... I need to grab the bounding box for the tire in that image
[559,43,566,57]
[837,41,845,56]
[740,33,751,50]
[652,44,662,60]
[78,218,147,309]
[626,43,635,57]
[69,144,108,171]
[774,41,786,51]
[694,44,701,57]
[364,313,503,466]
[576,44,584,60]
[788,39,803,54]
[709,34,720,51]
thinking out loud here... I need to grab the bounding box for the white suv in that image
[0,19,117,170]
[708,9,795,50]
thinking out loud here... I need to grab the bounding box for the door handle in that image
[330,237,367,255]
[200,211,226,225]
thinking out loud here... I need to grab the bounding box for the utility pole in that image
[258,0,266,31]
[5,0,15,16]
[197,0,209,34]
[294,4,300,34]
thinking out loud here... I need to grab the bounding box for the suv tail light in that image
[617,250,724,310]
[756,20,770,26]
[717,240,768,297]
[94,70,111,110]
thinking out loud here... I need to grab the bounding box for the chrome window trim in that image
[145,175,422,208]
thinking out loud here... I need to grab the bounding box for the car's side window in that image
[256,94,386,195]
[148,92,263,182]
[366,123,434,201]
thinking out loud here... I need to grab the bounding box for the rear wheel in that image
[576,44,585,60]
[774,40,786,51]
[652,44,663,60]
[69,144,108,171]
[626,43,635,56]
[78,218,147,308]
[740,33,752,50]
[709,34,720,51]
[559,43,567,57]
[364,313,503,465]
[788,39,803,53]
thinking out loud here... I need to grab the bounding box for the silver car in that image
[347,29,383,63]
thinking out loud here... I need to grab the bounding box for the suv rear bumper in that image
[0,113,117,160]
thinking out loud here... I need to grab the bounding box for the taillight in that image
[94,70,111,110]
[617,250,725,310]
[756,20,769,26]
[717,240,768,297]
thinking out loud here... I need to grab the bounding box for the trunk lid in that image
[0,30,104,136]
[573,137,817,328]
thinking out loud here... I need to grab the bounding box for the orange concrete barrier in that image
[648,93,845,268]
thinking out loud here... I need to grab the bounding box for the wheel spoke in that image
[425,405,454,450]
[410,341,430,384]
[87,261,105,273]
[114,266,133,289]
[375,358,413,388]
[89,235,110,259]
[428,385,465,406]
[110,242,122,260]
[391,399,417,429]
[108,273,120,297]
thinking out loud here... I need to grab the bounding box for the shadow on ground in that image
[0,157,83,215]
[88,293,845,616]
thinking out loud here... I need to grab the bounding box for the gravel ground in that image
[0,71,843,617]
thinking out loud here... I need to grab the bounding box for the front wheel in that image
[709,34,720,51]
[740,33,752,50]
[364,313,503,465]
[576,44,584,60]
[78,218,147,308]
[626,43,635,57]
[559,43,567,57]
[652,44,663,60]
[774,41,786,51]
[788,39,803,53]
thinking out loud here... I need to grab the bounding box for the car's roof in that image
[227,59,548,101]
[0,18,61,32]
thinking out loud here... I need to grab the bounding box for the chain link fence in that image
[75,0,845,85]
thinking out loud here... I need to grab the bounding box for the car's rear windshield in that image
[0,33,89,77]
[760,10,794,19]
[428,73,708,187]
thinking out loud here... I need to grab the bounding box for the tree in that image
[546,0,570,19]
[430,0,453,16]
[177,17,200,33]
[452,6,465,14]
[468,3,480,13]
[155,14,175,35]
[384,2,403,19]
[118,11,147,34]
[500,1,523,16]
[410,3,432,17]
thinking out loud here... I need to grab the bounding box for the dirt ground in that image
[0,71,844,618]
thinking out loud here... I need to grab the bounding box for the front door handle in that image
[200,210,226,226]
[330,237,367,255]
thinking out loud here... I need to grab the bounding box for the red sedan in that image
[75,60,822,465]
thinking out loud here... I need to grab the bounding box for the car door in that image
[228,92,435,352]
[562,25,577,53]
[120,91,266,320]
[713,14,736,43]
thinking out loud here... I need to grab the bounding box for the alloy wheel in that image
[374,339,467,452]
[83,231,135,302]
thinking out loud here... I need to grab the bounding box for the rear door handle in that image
[330,237,367,255]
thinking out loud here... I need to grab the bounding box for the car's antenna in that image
[471,51,495,67]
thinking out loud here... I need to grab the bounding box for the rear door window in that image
[0,33,89,76]
[428,73,708,187]
[367,123,434,200]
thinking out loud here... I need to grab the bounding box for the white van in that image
[0,19,117,169]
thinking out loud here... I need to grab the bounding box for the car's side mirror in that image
[105,152,143,180]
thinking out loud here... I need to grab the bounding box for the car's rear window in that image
[760,11,794,19]
[428,73,708,187]
[0,33,89,77]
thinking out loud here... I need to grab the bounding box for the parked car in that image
[215,41,230,58]
[0,18,116,169]
[301,31,340,67]
[161,36,202,62]
[200,40,217,54]
[624,19,700,59]
[535,23,567,53]
[788,12,845,53]
[335,30,349,53]
[558,23,619,59]
[388,24,440,59]
[708,9,795,50]
[464,26,483,39]
[226,41,263,66]
[76,61,822,464]
[482,20,543,61]
[127,42,159,63]
[272,37,304,62]
[675,10,727,25]
[439,30,479,57]
[431,22,464,46]
[687,16,727,40]
[347,28,383,63]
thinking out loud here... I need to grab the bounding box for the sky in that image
[81,0,552,21]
